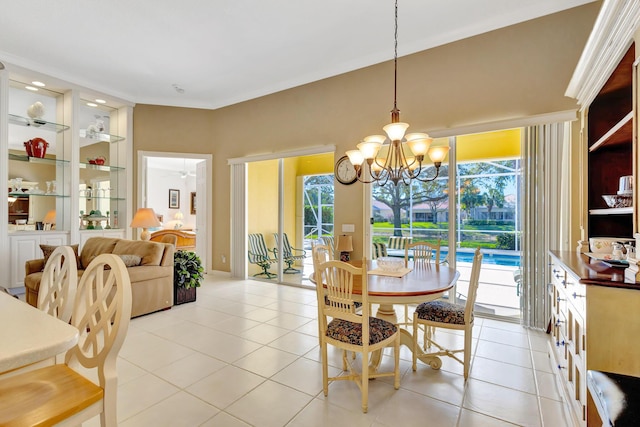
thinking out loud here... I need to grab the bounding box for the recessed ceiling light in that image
[95,99,106,104]
[25,86,38,91]
[31,81,45,87]
[86,102,98,107]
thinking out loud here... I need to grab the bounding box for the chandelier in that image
[344,0,449,186]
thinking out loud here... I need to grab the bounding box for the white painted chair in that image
[412,247,482,379]
[38,245,78,323]
[315,258,400,413]
[0,253,132,426]
[402,240,441,327]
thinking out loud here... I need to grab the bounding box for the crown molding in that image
[565,0,640,107]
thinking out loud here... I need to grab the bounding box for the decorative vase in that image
[28,138,49,158]
[174,286,196,305]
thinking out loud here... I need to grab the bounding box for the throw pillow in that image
[40,244,80,271]
[119,254,142,267]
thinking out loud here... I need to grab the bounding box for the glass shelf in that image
[79,162,124,171]
[589,207,633,215]
[79,196,126,201]
[79,129,125,143]
[8,114,69,133]
[9,192,70,198]
[9,153,70,165]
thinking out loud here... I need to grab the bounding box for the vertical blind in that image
[521,122,570,329]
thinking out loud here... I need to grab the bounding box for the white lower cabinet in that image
[9,232,68,288]
[79,229,125,250]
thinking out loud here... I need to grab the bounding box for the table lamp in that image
[174,211,184,229]
[130,208,161,240]
[43,210,56,230]
[337,234,353,262]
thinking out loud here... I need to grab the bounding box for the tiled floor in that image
[84,273,573,427]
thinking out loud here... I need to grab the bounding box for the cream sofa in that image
[24,237,175,318]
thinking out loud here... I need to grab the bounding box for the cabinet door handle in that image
[556,340,565,347]
[572,292,584,299]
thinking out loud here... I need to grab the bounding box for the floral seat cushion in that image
[415,300,470,325]
[326,317,397,346]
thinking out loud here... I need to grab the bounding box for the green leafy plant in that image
[174,250,204,289]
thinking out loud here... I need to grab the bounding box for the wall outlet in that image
[221,255,226,263]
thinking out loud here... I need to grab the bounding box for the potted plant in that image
[173,250,204,304]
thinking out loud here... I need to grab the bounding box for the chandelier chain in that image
[393,0,398,113]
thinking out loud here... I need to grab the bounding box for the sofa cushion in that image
[113,240,164,266]
[40,244,80,270]
[127,265,173,283]
[80,238,119,269]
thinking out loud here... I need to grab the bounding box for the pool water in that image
[441,250,521,267]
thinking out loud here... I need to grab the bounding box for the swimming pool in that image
[441,250,521,267]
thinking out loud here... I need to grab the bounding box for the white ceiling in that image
[0,0,595,110]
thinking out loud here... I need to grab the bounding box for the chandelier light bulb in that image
[407,137,433,157]
[357,140,383,160]
[346,150,365,166]
[383,122,409,141]
[428,146,450,164]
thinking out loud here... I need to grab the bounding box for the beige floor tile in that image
[400,365,466,406]
[200,411,251,427]
[539,396,574,427]
[239,322,292,344]
[116,373,180,422]
[233,345,298,378]
[225,380,313,427]
[153,351,227,388]
[286,398,372,427]
[532,349,554,373]
[268,330,321,355]
[463,379,542,427]
[479,327,531,349]
[271,357,341,396]
[535,370,564,401]
[186,365,264,409]
[458,408,520,426]
[470,357,537,394]
[266,312,316,330]
[119,391,219,427]
[209,315,262,334]
[374,388,460,427]
[475,339,533,369]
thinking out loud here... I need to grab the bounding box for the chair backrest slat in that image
[388,236,412,250]
[405,240,440,267]
[248,233,270,260]
[38,245,78,323]
[321,236,335,259]
[465,248,483,321]
[318,259,368,327]
[372,242,388,259]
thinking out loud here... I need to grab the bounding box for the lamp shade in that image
[174,211,184,220]
[43,210,56,224]
[130,208,161,240]
[336,235,353,252]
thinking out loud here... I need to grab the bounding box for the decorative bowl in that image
[15,219,27,225]
[376,256,404,272]
[602,194,632,208]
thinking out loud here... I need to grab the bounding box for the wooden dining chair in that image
[400,240,441,326]
[412,247,482,379]
[38,245,78,324]
[404,239,441,267]
[0,253,132,426]
[315,258,400,413]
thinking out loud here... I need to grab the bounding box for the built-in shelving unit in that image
[586,45,635,237]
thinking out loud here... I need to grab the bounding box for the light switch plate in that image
[342,224,355,233]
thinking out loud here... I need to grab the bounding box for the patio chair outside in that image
[248,233,277,279]
[273,233,307,273]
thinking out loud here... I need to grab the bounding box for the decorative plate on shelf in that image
[583,252,628,263]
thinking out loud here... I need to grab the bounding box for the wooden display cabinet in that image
[587,44,635,238]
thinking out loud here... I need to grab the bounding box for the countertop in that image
[549,250,640,290]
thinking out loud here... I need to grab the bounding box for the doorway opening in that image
[138,151,212,272]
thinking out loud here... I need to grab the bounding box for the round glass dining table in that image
[311,259,460,371]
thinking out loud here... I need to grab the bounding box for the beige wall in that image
[133,3,601,272]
